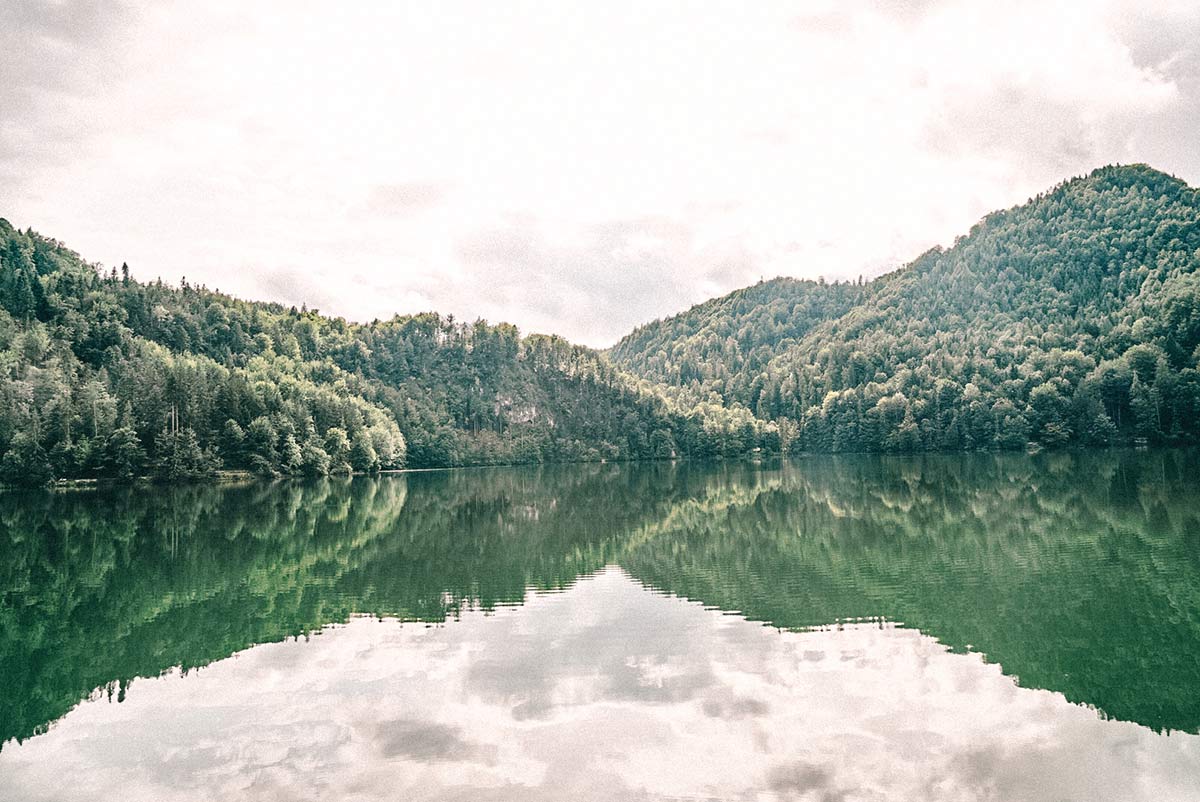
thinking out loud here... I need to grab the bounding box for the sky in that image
[3,1,1200,347]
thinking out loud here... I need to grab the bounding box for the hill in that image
[610,164,1200,451]
[6,163,1198,483]
[0,222,770,486]
[608,277,862,408]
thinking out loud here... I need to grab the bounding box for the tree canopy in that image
[5,163,1200,484]
[0,219,774,485]
[610,164,1200,453]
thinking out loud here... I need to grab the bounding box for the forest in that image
[612,164,1200,453]
[0,221,769,486]
[2,163,1200,486]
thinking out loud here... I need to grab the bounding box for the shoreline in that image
[3,444,1193,493]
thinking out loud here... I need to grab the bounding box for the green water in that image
[1,451,1199,800]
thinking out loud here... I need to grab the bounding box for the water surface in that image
[2,451,1199,800]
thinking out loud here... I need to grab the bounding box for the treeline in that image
[611,164,1200,452]
[0,220,775,486]
[10,163,1196,482]
[609,276,863,406]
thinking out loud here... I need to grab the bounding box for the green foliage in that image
[152,427,216,480]
[0,432,51,487]
[100,427,146,479]
[0,217,772,484]
[7,163,1197,474]
[609,277,861,411]
[611,165,1200,452]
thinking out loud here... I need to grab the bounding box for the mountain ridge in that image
[0,221,771,486]
[610,163,1200,451]
[2,162,1199,486]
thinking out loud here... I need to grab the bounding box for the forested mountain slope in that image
[608,277,862,408]
[611,165,1200,451]
[6,163,1198,485]
[0,222,769,485]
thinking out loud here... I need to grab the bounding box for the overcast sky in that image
[3,1,1200,347]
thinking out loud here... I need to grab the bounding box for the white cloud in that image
[2,0,1198,345]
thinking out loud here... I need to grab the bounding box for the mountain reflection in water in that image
[2,451,1199,800]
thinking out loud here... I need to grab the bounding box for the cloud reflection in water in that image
[2,567,1198,801]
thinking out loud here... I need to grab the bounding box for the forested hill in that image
[610,164,1200,451]
[6,164,1200,486]
[0,222,771,486]
[608,277,863,407]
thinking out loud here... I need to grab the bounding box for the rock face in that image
[495,395,554,427]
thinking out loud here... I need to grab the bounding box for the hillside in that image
[610,164,1200,451]
[5,163,1198,485]
[0,223,770,486]
[608,277,862,408]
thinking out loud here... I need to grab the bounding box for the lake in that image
[1,451,1199,800]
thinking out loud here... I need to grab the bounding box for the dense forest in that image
[610,277,864,406]
[0,220,771,486]
[4,163,1200,486]
[612,164,1200,452]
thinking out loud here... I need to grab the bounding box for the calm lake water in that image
[2,451,1199,801]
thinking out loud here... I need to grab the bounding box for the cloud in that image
[372,719,497,764]
[913,1,1179,188]
[1108,5,1200,183]
[700,688,770,719]
[455,216,758,346]
[767,761,848,802]
[2,1,1200,345]
[360,183,448,217]
[254,265,343,315]
[0,0,133,103]
[0,1,139,181]
[924,80,1152,177]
